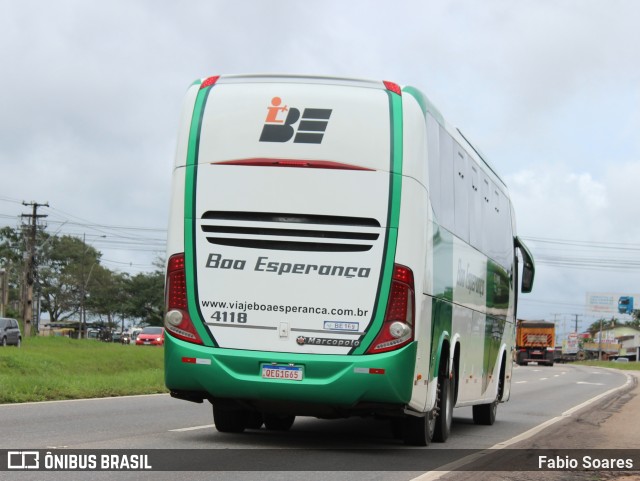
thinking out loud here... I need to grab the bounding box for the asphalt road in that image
[0,363,628,481]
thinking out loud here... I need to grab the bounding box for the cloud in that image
[508,165,608,238]
[507,160,640,322]
[0,0,638,295]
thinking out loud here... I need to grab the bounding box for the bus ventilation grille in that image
[199,211,381,252]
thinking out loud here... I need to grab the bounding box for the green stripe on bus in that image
[403,86,445,127]
[184,85,216,347]
[353,90,403,354]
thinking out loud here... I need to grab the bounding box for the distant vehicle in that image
[136,327,165,346]
[130,328,143,342]
[516,320,555,366]
[0,317,21,347]
[111,332,123,343]
[613,357,629,363]
[121,332,131,344]
[618,296,634,315]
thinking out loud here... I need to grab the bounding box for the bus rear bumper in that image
[165,336,417,413]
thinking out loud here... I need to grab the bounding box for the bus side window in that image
[497,190,513,268]
[453,141,469,243]
[481,175,492,256]
[438,125,454,233]
[427,114,441,219]
[469,162,482,250]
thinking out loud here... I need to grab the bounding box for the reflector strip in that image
[354,367,386,375]
[181,357,212,365]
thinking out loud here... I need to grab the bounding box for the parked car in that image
[613,357,629,363]
[111,331,122,343]
[0,317,22,347]
[135,326,165,346]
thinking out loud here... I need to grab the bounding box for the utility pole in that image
[569,313,582,333]
[0,269,7,317]
[598,317,603,361]
[20,201,48,337]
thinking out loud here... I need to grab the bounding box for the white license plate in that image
[261,365,303,381]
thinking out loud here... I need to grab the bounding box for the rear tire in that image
[390,418,404,440]
[402,412,435,446]
[245,411,264,430]
[433,371,454,442]
[472,399,498,425]
[263,414,295,431]
[212,405,246,433]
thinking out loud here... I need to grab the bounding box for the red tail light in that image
[367,264,415,354]
[165,253,203,344]
[383,81,402,96]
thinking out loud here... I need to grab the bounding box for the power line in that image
[522,236,640,250]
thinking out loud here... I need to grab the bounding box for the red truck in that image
[516,320,555,366]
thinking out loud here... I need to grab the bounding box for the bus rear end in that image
[164,75,418,431]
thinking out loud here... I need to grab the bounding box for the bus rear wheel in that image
[433,370,453,442]
[245,411,264,430]
[472,399,498,425]
[402,411,435,446]
[212,405,246,433]
[263,414,295,431]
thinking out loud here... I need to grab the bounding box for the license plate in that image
[261,364,304,381]
[144,341,151,344]
[324,321,359,331]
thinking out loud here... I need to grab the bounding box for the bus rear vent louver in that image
[200,211,381,252]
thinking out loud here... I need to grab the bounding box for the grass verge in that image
[0,336,166,404]
[573,360,640,371]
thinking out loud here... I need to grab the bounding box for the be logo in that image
[259,97,332,144]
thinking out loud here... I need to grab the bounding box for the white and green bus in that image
[164,74,534,446]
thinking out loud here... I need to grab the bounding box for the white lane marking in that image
[577,381,604,386]
[515,381,527,384]
[539,378,548,381]
[0,393,168,408]
[411,372,633,481]
[169,424,215,432]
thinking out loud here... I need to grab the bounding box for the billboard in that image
[562,332,579,354]
[586,293,640,314]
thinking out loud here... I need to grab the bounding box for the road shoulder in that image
[433,369,640,481]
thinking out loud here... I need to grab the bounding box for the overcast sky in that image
[1,0,638,334]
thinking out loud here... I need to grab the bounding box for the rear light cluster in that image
[165,253,203,344]
[367,264,415,354]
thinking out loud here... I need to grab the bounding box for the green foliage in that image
[588,317,623,336]
[0,226,24,314]
[39,234,102,323]
[575,360,640,371]
[0,336,166,403]
[0,227,165,329]
[126,270,164,326]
